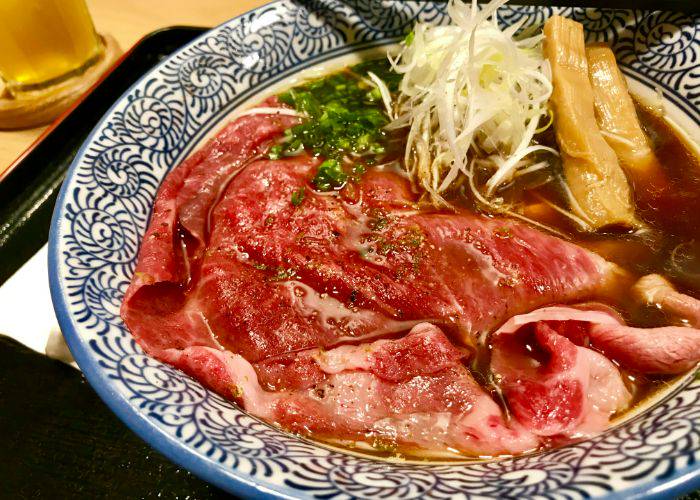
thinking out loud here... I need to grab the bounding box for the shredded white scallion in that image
[533,194,593,231]
[512,160,549,178]
[484,144,557,196]
[367,71,395,120]
[557,173,596,226]
[389,0,554,206]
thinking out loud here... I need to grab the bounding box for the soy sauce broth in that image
[491,101,700,307]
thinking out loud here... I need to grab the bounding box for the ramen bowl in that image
[49,1,700,497]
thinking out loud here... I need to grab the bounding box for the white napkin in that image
[0,244,75,366]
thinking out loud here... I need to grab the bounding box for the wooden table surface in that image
[0,0,268,175]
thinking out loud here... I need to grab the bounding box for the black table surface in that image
[0,336,232,499]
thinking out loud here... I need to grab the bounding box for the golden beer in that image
[0,0,103,91]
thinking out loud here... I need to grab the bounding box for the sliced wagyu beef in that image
[494,305,700,376]
[121,109,700,457]
[491,308,632,438]
[503,305,700,375]
[161,323,539,456]
[123,110,620,361]
[491,305,700,438]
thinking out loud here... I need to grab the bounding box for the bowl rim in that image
[48,1,700,498]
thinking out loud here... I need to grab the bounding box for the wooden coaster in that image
[0,34,121,130]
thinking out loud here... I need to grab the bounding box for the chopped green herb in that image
[268,144,284,160]
[404,30,415,46]
[350,163,367,181]
[269,267,297,281]
[372,437,398,453]
[494,226,513,239]
[368,213,389,231]
[352,59,402,92]
[366,86,382,102]
[278,89,295,106]
[377,240,395,256]
[313,159,347,191]
[291,186,306,206]
[271,59,398,165]
[402,231,424,248]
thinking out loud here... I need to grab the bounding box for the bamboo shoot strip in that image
[586,44,668,191]
[543,16,639,230]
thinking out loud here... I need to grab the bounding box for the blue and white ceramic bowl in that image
[49,2,700,498]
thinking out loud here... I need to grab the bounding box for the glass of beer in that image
[0,0,104,94]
